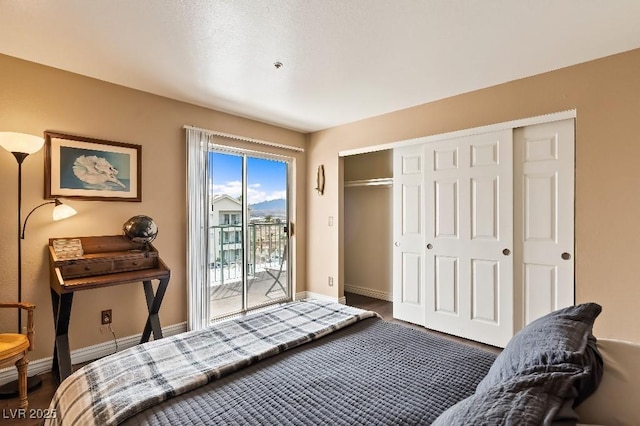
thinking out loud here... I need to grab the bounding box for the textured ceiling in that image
[1,1,640,132]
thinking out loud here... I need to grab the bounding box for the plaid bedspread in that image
[46,299,377,426]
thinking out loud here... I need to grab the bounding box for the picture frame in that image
[44,131,142,202]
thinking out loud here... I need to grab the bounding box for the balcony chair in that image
[264,243,287,297]
[0,302,35,409]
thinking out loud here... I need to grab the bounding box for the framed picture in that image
[44,131,142,202]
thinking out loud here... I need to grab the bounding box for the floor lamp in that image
[0,132,77,398]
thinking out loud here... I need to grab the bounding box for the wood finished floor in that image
[345,292,501,354]
[0,293,500,425]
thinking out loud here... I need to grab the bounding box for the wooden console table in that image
[48,235,171,383]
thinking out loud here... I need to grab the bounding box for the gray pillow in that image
[476,303,602,404]
[433,363,586,426]
[434,303,603,426]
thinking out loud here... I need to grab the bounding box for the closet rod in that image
[344,178,393,188]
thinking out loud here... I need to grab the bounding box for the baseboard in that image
[295,291,346,305]
[294,290,308,301]
[344,284,393,302]
[0,322,187,385]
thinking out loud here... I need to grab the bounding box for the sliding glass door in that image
[209,149,290,320]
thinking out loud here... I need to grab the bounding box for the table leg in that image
[140,277,169,343]
[51,290,73,383]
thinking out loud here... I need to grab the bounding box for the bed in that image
[46,299,615,425]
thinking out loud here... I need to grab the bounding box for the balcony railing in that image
[209,222,287,287]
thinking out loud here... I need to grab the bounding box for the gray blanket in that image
[124,317,498,425]
[47,300,377,426]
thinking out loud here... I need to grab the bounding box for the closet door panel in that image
[471,177,498,240]
[524,263,557,324]
[402,184,422,235]
[434,179,458,238]
[471,259,499,323]
[425,130,514,348]
[524,173,556,241]
[434,255,458,314]
[401,252,422,304]
[514,119,575,330]
[392,144,426,326]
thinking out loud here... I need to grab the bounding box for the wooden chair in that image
[0,302,35,409]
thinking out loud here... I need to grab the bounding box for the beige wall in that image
[308,47,640,343]
[344,185,392,297]
[0,54,307,361]
[343,149,392,181]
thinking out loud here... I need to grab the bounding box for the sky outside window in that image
[209,152,286,204]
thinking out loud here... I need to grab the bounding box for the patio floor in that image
[210,269,289,320]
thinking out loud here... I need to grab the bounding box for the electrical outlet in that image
[328,276,334,287]
[101,309,112,325]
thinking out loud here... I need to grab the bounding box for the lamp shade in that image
[0,132,44,154]
[52,202,77,221]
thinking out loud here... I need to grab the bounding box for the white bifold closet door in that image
[514,119,575,330]
[424,130,514,347]
[393,130,513,347]
[392,118,574,348]
[392,143,426,326]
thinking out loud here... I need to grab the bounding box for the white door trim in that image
[339,110,576,157]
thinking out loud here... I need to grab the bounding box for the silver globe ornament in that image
[123,215,158,244]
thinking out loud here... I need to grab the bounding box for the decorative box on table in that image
[49,235,160,280]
